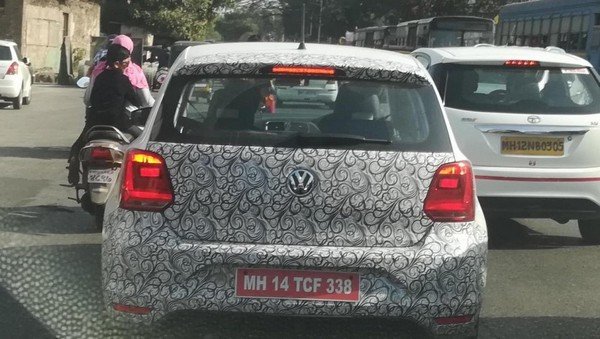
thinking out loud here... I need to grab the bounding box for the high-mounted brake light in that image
[424,161,474,222]
[120,149,173,211]
[271,66,336,76]
[5,62,18,75]
[504,60,540,68]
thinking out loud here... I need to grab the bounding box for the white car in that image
[0,40,32,109]
[102,42,487,338]
[275,78,338,108]
[412,45,600,243]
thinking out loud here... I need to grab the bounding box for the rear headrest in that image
[462,70,479,94]
[333,85,380,119]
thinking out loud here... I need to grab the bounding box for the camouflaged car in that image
[102,42,487,338]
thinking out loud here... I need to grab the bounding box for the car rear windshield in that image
[152,76,451,152]
[0,46,11,60]
[433,64,600,114]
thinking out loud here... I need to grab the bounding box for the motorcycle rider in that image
[67,43,141,184]
[68,35,154,184]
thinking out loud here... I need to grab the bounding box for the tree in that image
[215,2,284,42]
[215,12,261,42]
[127,0,234,40]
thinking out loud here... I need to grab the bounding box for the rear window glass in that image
[440,65,600,114]
[153,76,451,152]
[0,46,12,60]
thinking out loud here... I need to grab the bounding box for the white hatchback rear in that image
[0,40,32,109]
[413,46,600,243]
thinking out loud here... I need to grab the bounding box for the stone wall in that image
[22,0,100,74]
[0,0,24,45]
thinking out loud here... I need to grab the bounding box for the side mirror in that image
[22,57,31,66]
[76,76,90,88]
[131,106,152,126]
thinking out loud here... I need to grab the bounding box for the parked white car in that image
[413,45,600,243]
[102,42,487,338]
[275,78,338,108]
[0,40,32,109]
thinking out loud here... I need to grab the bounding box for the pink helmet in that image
[112,35,134,53]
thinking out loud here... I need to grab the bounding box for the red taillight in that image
[112,303,152,315]
[271,66,336,76]
[424,161,474,222]
[434,315,474,325]
[5,62,18,75]
[504,60,540,68]
[91,147,113,161]
[120,149,173,211]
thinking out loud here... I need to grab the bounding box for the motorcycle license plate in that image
[87,169,116,184]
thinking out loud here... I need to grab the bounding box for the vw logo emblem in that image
[527,115,541,124]
[287,169,316,196]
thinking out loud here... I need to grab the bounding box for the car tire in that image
[23,88,31,105]
[578,219,600,244]
[12,87,23,110]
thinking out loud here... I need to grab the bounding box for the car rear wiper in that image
[279,132,392,146]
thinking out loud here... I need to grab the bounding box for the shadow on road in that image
[0,146,70,160]
[487,218,585,250]
[480,316,600,339]
[0,205,96,234]
[147,312,429,339]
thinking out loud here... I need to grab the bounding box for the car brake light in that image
[120,149,173,211]
[5,62,18,75]
[91,147,113,161]
[424,161,474,222]
[504,60,540,67]
[271,66,336,76]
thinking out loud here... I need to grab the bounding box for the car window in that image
[442,64,600,114]
[154,76,451,152]
[0,46,12,60]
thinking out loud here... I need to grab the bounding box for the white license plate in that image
[87,169,116,184]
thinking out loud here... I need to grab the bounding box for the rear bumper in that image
[102,209,487,337]
[0,76,22,99]
[474,165,600,218]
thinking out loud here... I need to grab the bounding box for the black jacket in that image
[89,68,141,130]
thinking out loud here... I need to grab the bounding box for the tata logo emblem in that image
[287,169,316,196]
[527,115,541,124]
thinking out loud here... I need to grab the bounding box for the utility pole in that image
[317,0,323,43]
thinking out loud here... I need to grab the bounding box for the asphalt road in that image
[0,85,599,338]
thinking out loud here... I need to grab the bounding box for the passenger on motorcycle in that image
[67,43,141,185]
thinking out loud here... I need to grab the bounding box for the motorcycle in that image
[70,77,151,229]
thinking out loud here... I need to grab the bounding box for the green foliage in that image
[215,12,260,41]
[72,48,87,67]
[127,0,234,40]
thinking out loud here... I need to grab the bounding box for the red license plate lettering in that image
[235,268,360,303]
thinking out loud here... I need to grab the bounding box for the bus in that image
[352,16,495,52]
[353,26,388,49]
[497,0,600,69]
